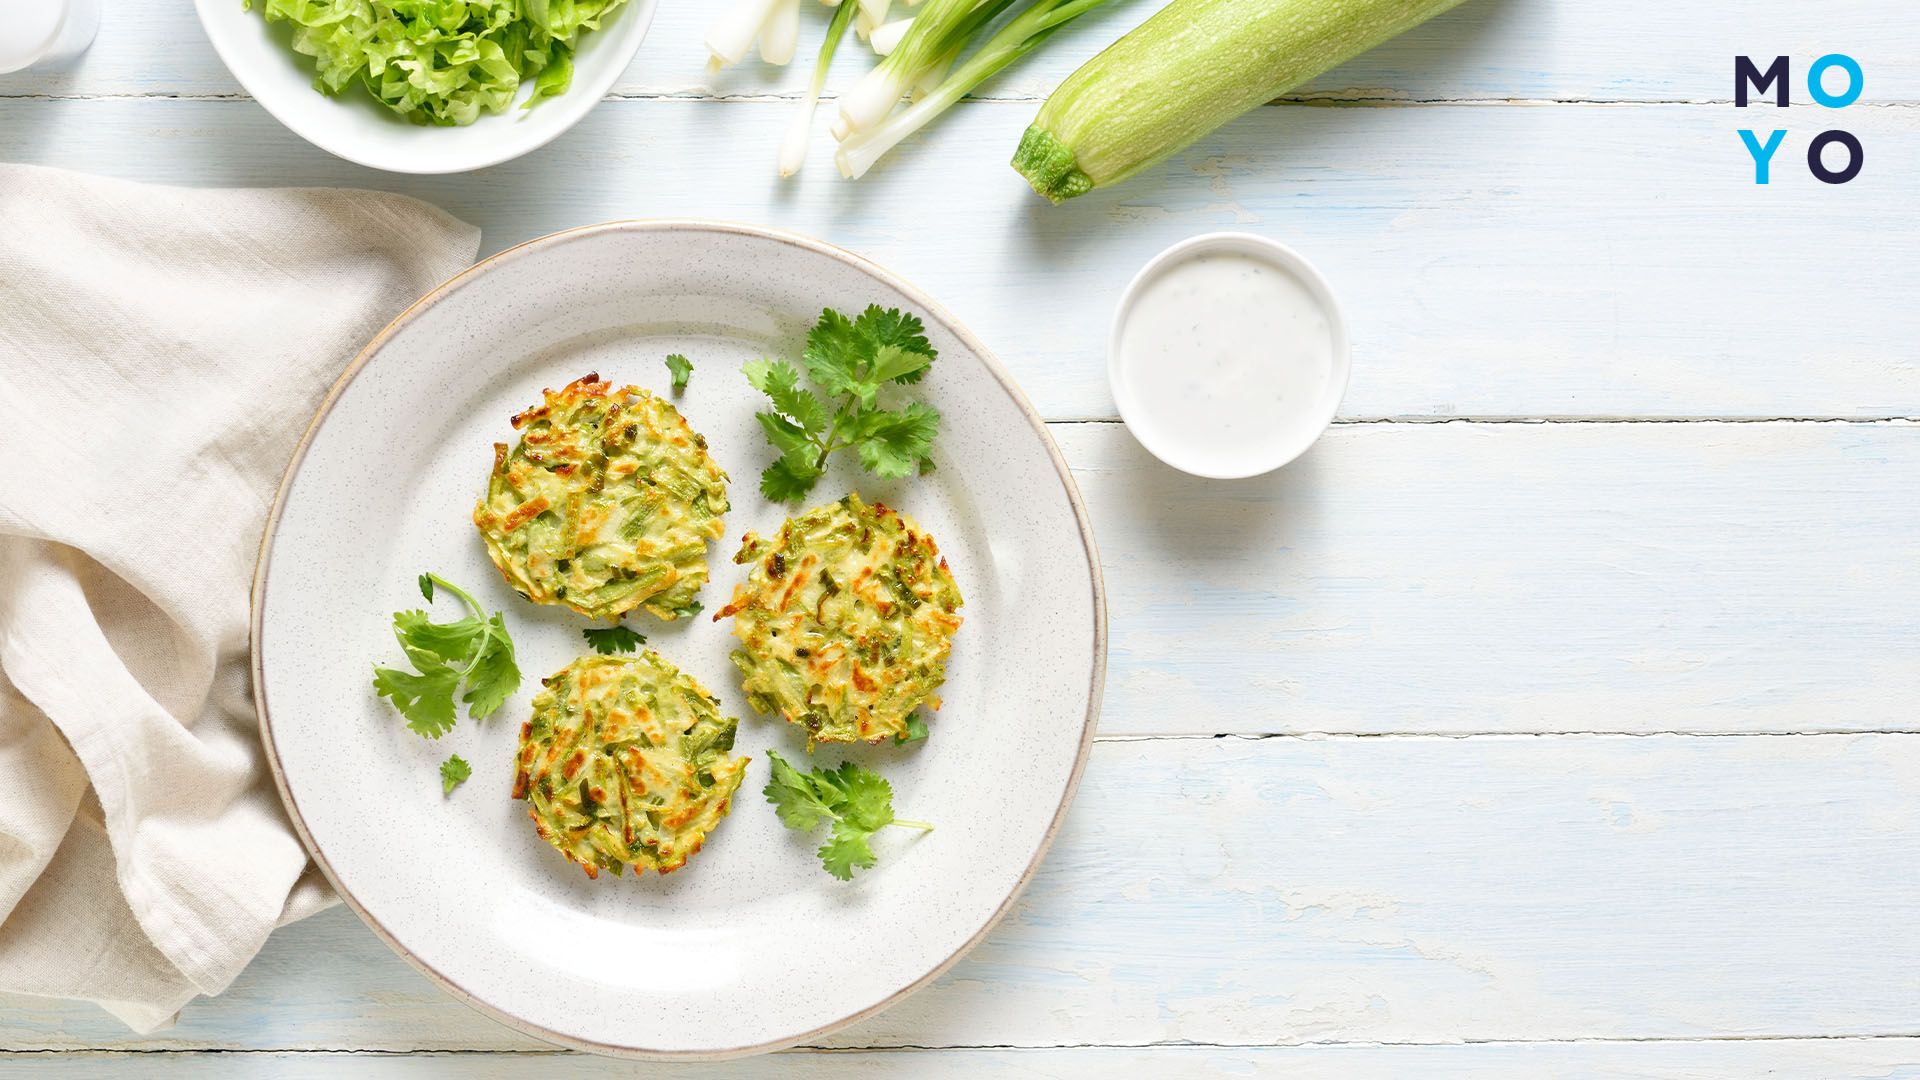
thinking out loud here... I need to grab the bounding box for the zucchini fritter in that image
[513,653,748,877]
[474,373,728,622]
[716,493,963,746]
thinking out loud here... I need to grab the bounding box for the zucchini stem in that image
[1011,125,1091,203]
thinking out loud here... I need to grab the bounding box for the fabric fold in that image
[0,164,481,1030]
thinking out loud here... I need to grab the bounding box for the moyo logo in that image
[1736,53,1864,184]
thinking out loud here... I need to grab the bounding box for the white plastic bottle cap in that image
[0,0,102,76]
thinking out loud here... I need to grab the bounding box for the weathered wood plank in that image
[1064,420,1920,736]
[6,734,1920,1051]
[5,1041,1920,1079]
[0,414,1901,740]
[4,6,1914,1072]
[2,99,1914,422]
[3,0,1917,103]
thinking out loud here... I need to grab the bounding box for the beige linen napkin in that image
[0,164,480,1031]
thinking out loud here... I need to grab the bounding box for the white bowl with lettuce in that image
[197,0,656,174]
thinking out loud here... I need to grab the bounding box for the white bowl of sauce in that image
[1109,233,1350,479]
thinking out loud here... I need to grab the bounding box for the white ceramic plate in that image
[253,222,1106,1058]
[195,0,655,174]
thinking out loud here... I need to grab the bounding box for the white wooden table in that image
[5,3,1919,1076]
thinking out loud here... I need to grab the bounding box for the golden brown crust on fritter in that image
[474,374,728,622]
[716,493,962,746]
[516,653,747,877]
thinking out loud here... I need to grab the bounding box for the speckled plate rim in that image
[249,219,1108,1061]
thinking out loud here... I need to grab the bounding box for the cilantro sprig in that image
[746,305,941,503]
[764,750,932,880]
[664,353,693,393]
[372,573,521,739]
[582,624,647,655]
[440,754,472,795]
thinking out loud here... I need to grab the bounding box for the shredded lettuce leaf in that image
[245,0,628,126]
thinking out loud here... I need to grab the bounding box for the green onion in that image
[761,0,803,64]
[707,0,801,68]
[781,0,862,175]
[837,0,1114,178]
[854,0,893,39]
[870,16,915,55]
[835,0,1007,136]
[1014,0,1471,202]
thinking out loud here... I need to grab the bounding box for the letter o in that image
[1807,130,1864,184]
[1808,53,1864,108]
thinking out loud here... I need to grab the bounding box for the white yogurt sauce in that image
[1115,250,1335,477]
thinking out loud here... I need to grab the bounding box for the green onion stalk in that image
[780,0,863,176]
[853,0,893,39]
[836,0,1113,179]
[707,0,802,68]
[869,15,914,55]
[833,0,1011,137]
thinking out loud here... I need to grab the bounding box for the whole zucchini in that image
[1013,0,1471,202]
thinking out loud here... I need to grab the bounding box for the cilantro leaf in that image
[819,825,878,881]
[801,307,866,400]
[868,344,933,387]
[440,754,472,795]
[582,624,647,654]
[744,360,829,435]
[764,749,837,831]
[893,715,929,746]
[664,353,693,393]
[755,411,815,457]
[831,761,897,832]
[374,663,460,738]
[853,304,932,376]
[760,449,824,503]
[459,613,520,719]
[391,609,485,667]
[854,401,941,479]
[762,750,931,880]
[745,305,941,504]
[372,573,521,739]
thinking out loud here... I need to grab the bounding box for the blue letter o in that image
[1808,53,1863,108]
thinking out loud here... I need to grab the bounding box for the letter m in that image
[1736,55,1789,107]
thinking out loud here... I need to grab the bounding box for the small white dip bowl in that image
[194,0,657,174]
[1109,232,1351,480]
